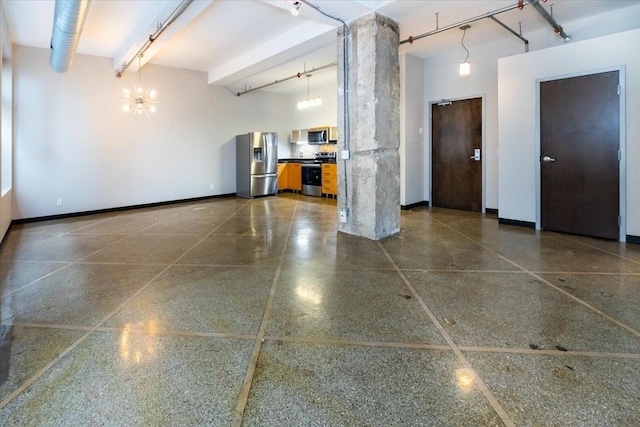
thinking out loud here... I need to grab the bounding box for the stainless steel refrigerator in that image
[236,132,278,198]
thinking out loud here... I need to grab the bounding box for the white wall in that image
[421,4,640,210]
[13,46,291,219]
[288,80,338,130]
[399,53,424,206]
[0,8,12,241]
[286,81,337,158]
[498,28,640,237]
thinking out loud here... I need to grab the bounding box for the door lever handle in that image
[542,155,556,162]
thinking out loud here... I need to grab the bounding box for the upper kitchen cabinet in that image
[290,129,309,144]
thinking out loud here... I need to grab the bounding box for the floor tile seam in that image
[72,232,209,236]
[528,270,640,338]
[263,336,452,351]
[399,269,529,274]
[279,266,397,271]
[1,322,93,331]
[0,322,258,341]
[0,260,69,264]
[0,262,76,298]
[550,231,640,266]
[377,242,516,427]
[0,327,95,410]
[458,346,640,359]
[69,204,201,263]
[430,218,640,339]
[93,326,256,341]
[167,200,253,265]
[1,207,195,296]
[529,271,640,276]
[400,268,640,276]
[0,217,116,256]
[232,199,300,427]
[0,263,178,410]
[0,201,254,410]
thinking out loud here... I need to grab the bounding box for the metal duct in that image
[530,0,571,41]
[50,0,91,73]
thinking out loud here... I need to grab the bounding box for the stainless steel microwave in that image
[308,127,329,144]
[308,126,338,145]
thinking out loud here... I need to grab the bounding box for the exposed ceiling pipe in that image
[529,0,571,41]
[400,1,531,45]
[235,62,337,96]
[116,0,193,78]
[50,0,91,73]
[489,16,529,52]
[400,0,571,46]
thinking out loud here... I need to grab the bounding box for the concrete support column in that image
[337,12,400,240]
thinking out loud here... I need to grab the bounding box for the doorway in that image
[539,70,622,240]
[431,97,483,211]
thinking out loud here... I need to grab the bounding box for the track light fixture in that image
[291,1,301,16]
[459,24,471,76]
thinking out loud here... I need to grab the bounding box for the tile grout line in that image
[549,231,640,266]
[0,200,252,410]
[458,346,640,359]
[232,199,299,427]
[0,216,117,256]
[377,242,516,427]
[0,204,197,299]
[5,321,638,360]
[430,217,640,339]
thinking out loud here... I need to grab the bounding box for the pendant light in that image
[297,74,322,110]
[122,55,158,117]
[459,25,471,76]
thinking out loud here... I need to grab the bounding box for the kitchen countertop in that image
[278,158,336,164]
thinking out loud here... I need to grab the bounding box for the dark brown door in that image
[540,71,620,240]
[432,98,482,211]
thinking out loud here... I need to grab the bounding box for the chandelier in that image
[122,55,158,117]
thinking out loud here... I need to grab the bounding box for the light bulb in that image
[123,88,130,95]
[459,61,471,76]
[149,106,156,113]
[150,90,157,99]
[137,87,143,94]
[123,104,130,112]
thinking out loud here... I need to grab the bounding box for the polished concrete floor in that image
[0,193,639,426]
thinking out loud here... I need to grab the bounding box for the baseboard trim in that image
[485,208,498,215]
[498,218,536,229]
[401,201,430,210]
[12,193,237,225]
[627,235,640,245]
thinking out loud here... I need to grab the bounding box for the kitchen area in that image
[235,79,340,200]
[277,126,338,198]
[236,126,338,199]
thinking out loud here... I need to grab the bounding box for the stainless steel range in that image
[301,152,336,197]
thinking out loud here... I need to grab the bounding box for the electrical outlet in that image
[341,150,350,160]
[339,208,348,223]
[210,184,215,190]
[56,199,63,207]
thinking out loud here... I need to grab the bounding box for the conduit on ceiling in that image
[234,62,337,97]
[116,0,193,78]
[50,0,91,73]
[400,0,570,49]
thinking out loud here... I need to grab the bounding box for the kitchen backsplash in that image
[289,143,336,159]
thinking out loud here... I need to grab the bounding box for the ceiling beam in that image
[207,21,335,85]
[112,0,214,74]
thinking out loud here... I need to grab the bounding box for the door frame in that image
[428,94,486,212]
[535,66,627,241]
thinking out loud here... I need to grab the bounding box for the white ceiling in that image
[2,0,640,94]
